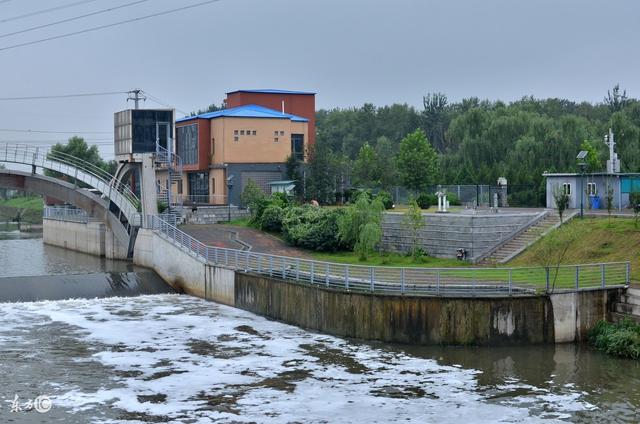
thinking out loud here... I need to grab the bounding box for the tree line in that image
[299,85,640,206]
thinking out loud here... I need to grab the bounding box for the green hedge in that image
[588,319,640,359]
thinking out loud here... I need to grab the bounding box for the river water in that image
[0,231,639,423]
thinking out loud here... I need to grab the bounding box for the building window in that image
[291,134,304,161]
[246,129,251,134]
[240,130,245,135]
[211,178,215,194]
[280,131,285,136]
[563,183,572,196]
[587,182,597,195]
[234,136,239,142]
[234,130,238,135]
[177,180,183,194]
[252,130,257,136]
[176,124,199,165]
[188,172,209,198]
[274,131,278,136]
[274,137,279,143]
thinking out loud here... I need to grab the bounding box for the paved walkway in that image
[181,224,311,258]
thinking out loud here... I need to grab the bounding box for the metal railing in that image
[0,143,141,227]
[174,194,228,205]
[144,215,631,296]
[43,206,88,223]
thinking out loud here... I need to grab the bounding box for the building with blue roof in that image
[169,90,315,207]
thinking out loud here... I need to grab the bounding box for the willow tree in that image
[338,193,385,260]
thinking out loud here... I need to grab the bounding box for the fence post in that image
[601,264,605,288]
[508,269,512,295]
[344,266,349,290]
[400,268,405,294]
[545,267,550,293]
[575,266,579,290]
[370,267,374,292]
[626,262,631,285]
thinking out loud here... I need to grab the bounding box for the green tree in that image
[530,224,579,293]
[396,129,439,193]
[552,185,570,223]
[46,136,111,184]
[240,179,266,222]
[629,192,640,228]
[353,143,379,187]
[402,199,425,259]
[579,140,602,172]
[374,136,398,190]
[337,193,385,260]
[605,184,615,225]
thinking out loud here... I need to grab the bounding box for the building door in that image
[188,172,209,203]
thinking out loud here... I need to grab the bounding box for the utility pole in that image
[127,89,146,109]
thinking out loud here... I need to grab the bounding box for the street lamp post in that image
[577,150,588,219]
[227,175,234,223]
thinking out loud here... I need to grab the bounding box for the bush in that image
[260,205,284,232]
[375,191,393,209]
[282,206,347,252]
[446,192,461,206]
[588,319,640,359]
[416,193,436,209]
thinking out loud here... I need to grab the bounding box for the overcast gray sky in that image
[0,0,638,159]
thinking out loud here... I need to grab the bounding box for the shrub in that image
[338,193,385,260]
[416,193,436,209]
[375,190,394,209]
[588,319,640,359]
[446,192,461,206]
[260,205,284,232]
[282,206,347,252]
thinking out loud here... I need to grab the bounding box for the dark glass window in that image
[188,172,209,197]
[176,124,198,165]
[291,134,304,161]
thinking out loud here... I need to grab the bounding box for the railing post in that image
[295,258,300,281]
[245,251,249,271]
[344,265,349,290]
[601,264,606,288]
[626,262,631,285]
[545,267,550,293]
[400,268,405,294]
[257,256,262,274]
[224,250,228,266]
[575,266,579,290]
[282,259,286,279]
[508,269,512,295]
[436,270,440,295]
[472,269,476,297]
[325,264,330,287]
[310,262,314,284]
[269,256,273,277]
[370,267,374,292]
[235,250,239,268]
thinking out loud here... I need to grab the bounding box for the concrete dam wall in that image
[133,228,623,346]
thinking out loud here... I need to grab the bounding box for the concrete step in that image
[611,312,640,324]
[626,288,640,297]
[621,294,640,306]
[614,302,640,316]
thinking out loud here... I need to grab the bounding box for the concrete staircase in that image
[612,288,640,323]
[481,210,574,265]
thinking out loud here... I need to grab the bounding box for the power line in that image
[0,128,112,134]
[0,0,222,52]
[143,91,190,116]
[0,91,126,101]
[0,0,151,40]
[0,0,101,24]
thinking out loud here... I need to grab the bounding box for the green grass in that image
[589,319,640,359]
[512,216,640,281]
[0,195,43,211]
[309,251,470,268]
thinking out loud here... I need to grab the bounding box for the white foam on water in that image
[0,294,596,423]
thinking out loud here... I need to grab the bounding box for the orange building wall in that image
[225,92,316,147]
[211,117,308,164]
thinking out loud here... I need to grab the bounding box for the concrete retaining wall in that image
[382,212,540,260]
[43,218,128,259]
[178,206,250,224]
[132,230,624,346]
